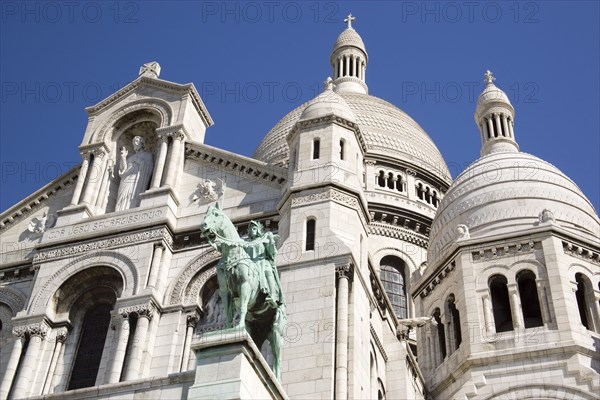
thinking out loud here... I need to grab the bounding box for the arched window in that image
[446,294,462,354]
[387,173,394,189]
[432,191,438,207]
[424,187,431,204]
[416,183,424,200]
[68,304,112,390]
[377,171,386,187]
[312,138,320,160]
[489,274,514,332]
[575,273,593,330]
[396,175,403,192]
[433,308,446,361]
[339,140,345,160]
[379,256,407,319]
[517,270,543,328]
[305,219,316,251]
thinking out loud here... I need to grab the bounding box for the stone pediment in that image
[85,75,214,129]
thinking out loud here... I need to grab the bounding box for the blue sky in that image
[1,1,599,213]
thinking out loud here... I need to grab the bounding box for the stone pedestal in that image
[188,328,287,400]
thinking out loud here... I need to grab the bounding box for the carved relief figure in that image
[115,136,154,211]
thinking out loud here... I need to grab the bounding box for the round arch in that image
[0,287,26,315]
[168,249,221,305]
[29,250,139,314]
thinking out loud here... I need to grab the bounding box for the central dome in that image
[254,92,452,183]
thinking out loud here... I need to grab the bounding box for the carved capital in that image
[13,321,49,338]
[154,241,166,250]
[119,302,156,320]
[92,147,107,159]
[406,168,417,176]
[55,326,69,343]
[157,132,169,142]
[186,314,200,328]
[171,131,185,141]
[335,263,353,281]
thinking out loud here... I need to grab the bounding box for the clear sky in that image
[1,1,599,214]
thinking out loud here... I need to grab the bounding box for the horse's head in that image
[199,203,225,241]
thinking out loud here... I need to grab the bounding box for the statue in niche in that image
[199,203,287,379]
[204,289,225,325]
[115,136,154,211]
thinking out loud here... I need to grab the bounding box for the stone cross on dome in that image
[344,13,356,29]
[484,70,496,85]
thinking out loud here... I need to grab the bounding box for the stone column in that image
[406,169,417,200]
[536,280,552,325]
[508,119,515,138]
[12,323,48,399]
[508,284,524,330]
[0,331,25,399]
[146,242,165,289]
[150,133,169,189]
[107,314,130,384]
[164,132,185,188]
[494,113,502,138]
[501,114,510,138]
[180,314,199,372]
[69,152,90,206]
[81,148,106,206]
[95,158,114,211]
[482,293,495,336]
[335,264,352,400]
[486,117,494,139]
[124,305,155,381]
[42,327,68,394]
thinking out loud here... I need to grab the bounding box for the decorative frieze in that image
[368,223,428,248]
[471,241,542,262]
[12,320,50,338]
[0,266,37,284]
[34,227,172,262]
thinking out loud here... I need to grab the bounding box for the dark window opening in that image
[417,184,424,200]
[68,304,112,390]
[489,275,514,332]
[387,173,394,189]
[313,139,320,160]
[396,175,403,192]
[339,140,345,160]
[377,171,386,187]
[305,219,316,251]
[447,295,462,349]
[433,308,446,360]
[517,270,543,328]
[575,273,591,330]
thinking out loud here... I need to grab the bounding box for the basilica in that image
[0,16,598,400]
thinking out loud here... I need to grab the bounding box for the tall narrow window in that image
[387,173,394,189]
[517,270,543,328]
[313,139,320,159]
[68,304,112,390]
[489,275,514,332]
[416,183,424,200]
[377,171,386,187]
[339,140,345,160]
[396,175,403,192]
[575,273,591,330]
[380,256,407,319]
[446,294,462,353]
[305,219,316,251]
[433,308,446,361]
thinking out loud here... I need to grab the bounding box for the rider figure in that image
[244,221,284,307]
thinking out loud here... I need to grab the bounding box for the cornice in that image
[0,166,79,232]
[368,222,429,248]
[185,142,287,188]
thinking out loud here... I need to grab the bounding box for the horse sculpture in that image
[199,203,286,379]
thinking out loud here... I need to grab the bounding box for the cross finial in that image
[344,13,356,29]
[484,70,495,85]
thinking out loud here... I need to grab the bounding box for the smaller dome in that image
[475,71,513,122]
[300,82,356,122]
[332,28,367,58]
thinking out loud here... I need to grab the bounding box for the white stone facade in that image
[1,20,598,400]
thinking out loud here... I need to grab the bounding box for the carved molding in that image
[471,241,542,262]
[34,227,172,262]
[55,326,69,343]
[169,249,221,305]
[368,223,428,248]
[292,114,368,154]
[370,324,389,362]
[0,287,27,314]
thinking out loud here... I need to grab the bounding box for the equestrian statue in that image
[199,203,286,379]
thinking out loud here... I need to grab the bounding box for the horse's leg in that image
[235,281,251,329]
[217,270,234,328]
[267,324,282,380]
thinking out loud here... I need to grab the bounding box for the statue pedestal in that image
[188,328,287,400]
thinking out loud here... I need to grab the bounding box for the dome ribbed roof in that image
[254,92,451,183]
[428,151,600,263]
[333,28,367,55]
[300,88,355,122]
